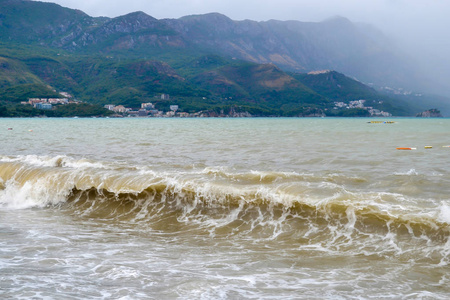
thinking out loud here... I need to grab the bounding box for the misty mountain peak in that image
[100,11,161,34]
[119,11,157,21]
[321,16,355,31]
[180,12,234,25]
[323,15,352,24]
[111,11,159,26]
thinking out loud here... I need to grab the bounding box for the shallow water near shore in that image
[1,117,449,299]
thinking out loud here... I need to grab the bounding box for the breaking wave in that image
[1,154,449,264]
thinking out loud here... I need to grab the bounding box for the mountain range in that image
[0,0,447,116]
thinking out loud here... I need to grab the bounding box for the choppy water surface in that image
[1,118,449,299]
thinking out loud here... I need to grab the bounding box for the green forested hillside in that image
[0,46,418,116]
[291,71,410,116]
[292,71,380,101]
[0,0,428,90]
[0,1,441,117]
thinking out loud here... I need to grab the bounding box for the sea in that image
[0,117,449,299]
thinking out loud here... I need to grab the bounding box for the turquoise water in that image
[0,118,449,299]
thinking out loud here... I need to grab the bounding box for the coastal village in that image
[23,92,76,109]
[103,97,393,117]
[24,92,391,117]
[103,95,393,117]
[22,93,251,117]
[333,99,392,117]
[102,103,252,118]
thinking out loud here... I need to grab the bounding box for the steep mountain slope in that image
[0,0,99,44]
[292,70,410,116]
[292,70,380,101]
[68,12,186,54]
[0,56,42,86]
[23,55,202,107]
[191,62,329,115]
[0,54,62,101]
[0,47,417,116]
[162,14,419,89]
[0,0,442,116]
[0,1,421,90]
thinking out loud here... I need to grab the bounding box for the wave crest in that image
[1,155,449,243]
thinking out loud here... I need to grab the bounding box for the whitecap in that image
[437,203,450,224]
[394,169,418,176]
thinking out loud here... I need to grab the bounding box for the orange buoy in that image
[396,147,416,150]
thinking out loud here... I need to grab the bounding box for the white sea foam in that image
[0,154,108,170]
[60,158,110,170]
[0,155,109,209]
[0,178,69,209]
[438,203,450,224]
[104,266,141,280]
[394,168,419,176]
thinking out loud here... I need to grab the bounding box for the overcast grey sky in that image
[38,0,450,93]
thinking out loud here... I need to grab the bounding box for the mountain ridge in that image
[0,0,447,116]
[0,0,422,89]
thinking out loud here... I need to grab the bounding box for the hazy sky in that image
[37,0,450,92]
